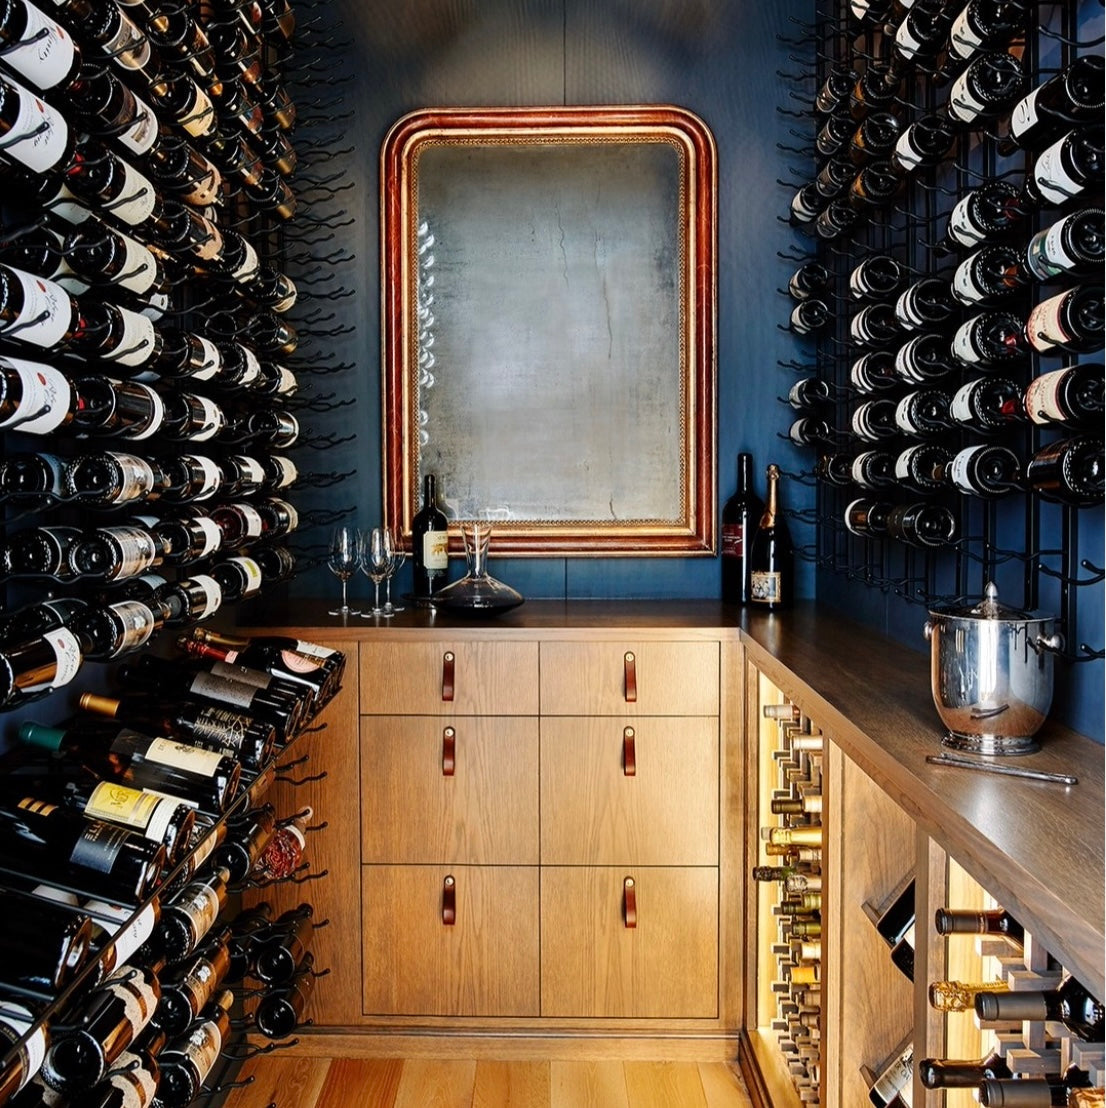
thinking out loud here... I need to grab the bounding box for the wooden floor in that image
[224,1055,754,1108]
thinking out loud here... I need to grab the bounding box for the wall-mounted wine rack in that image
[775,0,1104,680]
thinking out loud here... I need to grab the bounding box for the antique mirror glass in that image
[381,106,716,555]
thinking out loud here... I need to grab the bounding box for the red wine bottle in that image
[721,452,764,605]
[411,472,449,598]
[975,975,1104,1041]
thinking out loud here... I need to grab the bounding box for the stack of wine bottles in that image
[779,0,1103,656]
[754,700,825,1105]
[920,903,1104,1105]
[0,630,344,1107]
[0,0,318,713]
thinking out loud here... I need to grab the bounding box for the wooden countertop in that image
[241,597,1104,995]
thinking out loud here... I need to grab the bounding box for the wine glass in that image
[360,527,391,617]
[382,527,407,614]
[327,525,360,616]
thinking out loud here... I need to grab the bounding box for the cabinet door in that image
[539,641,719,716]
[361,865,540,1016]
[360,716,539,864]
[541,716,718,865]
[359,641,539,715]
[541,866,718,1018]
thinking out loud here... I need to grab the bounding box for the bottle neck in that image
[761,467,779,527]
[736,454,753,494]
[423,474,436,507]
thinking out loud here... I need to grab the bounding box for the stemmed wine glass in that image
[360,527,391,617]
[327,525,360,616]
[381,527,407,614]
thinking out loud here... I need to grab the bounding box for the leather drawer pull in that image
[442,726,456,776]
[623,726,636,776]
[623,651,637,702]
[442,651,455,702]
[623,876,637,928]
[442,874,456,926]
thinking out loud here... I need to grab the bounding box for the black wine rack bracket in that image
[775,0,1105,672]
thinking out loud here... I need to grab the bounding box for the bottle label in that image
[1041,215,1078,271]
[951,255,985,305]
[108,161,158,227]
[108,599,157,652]
[107,306,156,367]
[893,394,921,435]
[146,736,225,778]
[948,193,986,248]
[749,571,782,604]
[238,345,261,387]
[189,336,221,382]
[1,75,69,173]
[949,445,984,494]
[189,574,223,619]
[180,1020,222,1083]
[114,234,158,296]
[295,640,336,659]
[230,555,263,596]
[176,956,219,1016]
[87,898,158,965]
[184,395,223,442]
[894,446,919,482]
[951,319,984,364]
[98,525,156,580]
[949,379,980,424]
[948,69,987,124]
[189,706,247,750]
[189,670,256,710]
[3,266,71,348]
[85,779,162,830]
[1024,369,1067,425]
[1033,135,1083,205]
[422,530,449,571]
[185,454,222,500]
[230,236,260,281]
[893,129,923,171]
[1026,291,1067,353]
[0,357,71,433]
[37,626,82,690]
[172,881,221,942]
[108,453,156,504]
[894,19,923,58]
[103,1053,155,1108]
[272,365,297,396]
[270,455,298,488]
[721,522,745,558]
[180,81,215,138]
[102,11,150,70]
[117,95,158,157]
[209,659,267,689]
[191,517,222,559]
[948,7,983,58]
[1009,85,1041,141]
[0,1002,45,1091]
[5,3,75,90]
[69,819,128,874]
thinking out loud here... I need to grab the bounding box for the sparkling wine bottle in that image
[748,464,794,610]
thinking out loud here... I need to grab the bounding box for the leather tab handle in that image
[623,876,637,928]
[442,874,456,925]
[623,651,637,703]
[623,727,636,776]
[442,651,455,702]
[442,726,455,776]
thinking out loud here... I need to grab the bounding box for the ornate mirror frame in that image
[381,105,717,556]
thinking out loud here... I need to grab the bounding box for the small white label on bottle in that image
[947,68,987,124]
[42,626,81,689]
[1026,291,1068,353]
[1009,85,1041,142]
[948,193,985,247]
[948,7,984,60]
[238,344,261,386]
[189,574,224,619]
[1033,132,1083,205]
[295,640,336,659]
[186,454,222,500]
[893,129,923,171]
[107,599,157,652]
[114,233,158,295]
[0,1002,46,1090]
[147,736,224,777]
[949,379,981,424]
[749,570,782,603]
[119,382,165,441]
[107,306,156,367]
[0,356,71,433]
[270,455,298,487]
[229,554,263,596]
[949,445,985,494]
[1024,369,1067,425]
[102,10,150,70]
[184,395,223,442]
[894,394,919,434]
[894,446,919,482]
[180,80,215,137]
[1,75,69,173]
[230,236,260,281]
[894,18,923,58]
[5,2,75,90]
[422,530,449,570]
[117,97,159,156]
[190,517,223,559]
[101,525,157,579]
[1042,214,1078,271]
[107,161,158,227]
[951,318,984,364]
[189,335,221,381]
[3,265,71,348]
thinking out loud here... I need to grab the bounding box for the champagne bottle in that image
[0,796,164,903]
[0,887,91,994]
[411,472,449,598]
[748,464,793,610]
[721,452,764,605]
[1026,435,1104,506]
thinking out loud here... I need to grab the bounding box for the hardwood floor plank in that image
[550,1060,629,1108]
[316,1058,404,1107]
[473,1060,551,1107]
[698,1061,754,1107]
[623,1061,709,1108]
[224,1055,332,1108]
[394,1058,478,1108]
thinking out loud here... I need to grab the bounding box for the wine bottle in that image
[207,553,264,604]
[177,637,327,711]
[151,512,223,566]
[748,465,793,610]
[975,976,1104,1041]
[1004,55,1105,155]
[895,333,959,382]
[252,906,315,985]
[0,0,80,92]
[949,376,1024,433]
[893,4,952,68]
[1026,285,1105,355]
[948,444,1021,497]
[411,472,449,598]
[929,978,1008,1011]
[0,796,164,904]
[946,51,1025,126]
[789,183,822,229]
[885,502,958,547]
[850,302,901,347]
[0,887,91,994]
[1026,435,1104,505]
[1025,208,1105,282]
[919,1050,1011,1089]
[188,628,344,691]
[850,450,896,489]
[851,349,900,391]
[154,926,232,1038]
[893,113,957,172]
[40,963,162,1093]
[80,893,161,987]
[816,197,863,240]
[788,262,830,301]
[151,575,223,626]
[156,866,231,964]
[815,154,858,200]
[945,0,1026,69]
[253,956,316,1038]
[951,310,1030,367]
[789,298,831,335]
[0,72,73,175]
[70,598,164,659]
[62,452,158,506]
[79,691,275,771]
[894,276,959,330]
[817,112,855,158]
[76,378,166,441]
[942,179,1025,251]
[850,63,900,117]
[0,452,66,500]
[721,452,765,605]
[252,808,312,882]
[979,1068,1095,1106]
[895,443,952,492]
[1025,127,1104,208]
[867,1042,913,1107]
[849,111,902,164]
[816,66,860,114]
[66,523,165,582]
[0,999,48,1102]
[0,262,78,349]
[19,720,241,815]
[0,356,77,436]
[851,398,899,441]
[0,623,82,707]
[845,498,891,538]
[935,906,1024,940]
[1024,363,1104,429]
[850,255,905,300]
[815,452,854,486]
[848,160,902,210]
[214,805,276,882]
[154,990,232,1106]
[952,244,1031,305]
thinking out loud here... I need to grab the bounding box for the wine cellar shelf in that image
[738,602,1104,1108]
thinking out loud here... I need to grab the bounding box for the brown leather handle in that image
[623,651,637,703]
[442,726,455,776]
[442,651,455,701]
[623,876,637,928]
[623,726,636,776]
[442,874,456,925]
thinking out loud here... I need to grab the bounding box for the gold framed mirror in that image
[381,105,717,556]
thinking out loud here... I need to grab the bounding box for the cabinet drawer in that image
[359,641,539,715]
[361,865,539,1017]
[541,866,718,1018]
[541,717,718,865]
[360,716,539,864]
[539,641,719,716]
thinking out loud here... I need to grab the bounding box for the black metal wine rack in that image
[775,0,1104,675]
